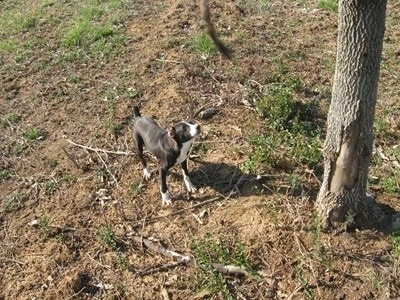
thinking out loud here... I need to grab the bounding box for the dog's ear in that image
[167,127,175,137]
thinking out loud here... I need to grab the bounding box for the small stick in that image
[66,139,133,156]
[62,146,80,169]
[135,261,187,277]
[155,59,184,64]
[131,196,221,227]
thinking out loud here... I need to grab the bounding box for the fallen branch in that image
[66,139,133,156]
[129,234,250,277]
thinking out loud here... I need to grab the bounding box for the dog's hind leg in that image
[180,160,197,193]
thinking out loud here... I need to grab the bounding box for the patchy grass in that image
[0,0,399,299]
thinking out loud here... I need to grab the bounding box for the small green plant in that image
[97,225,118,250]
[39,211,52,236]
[0,169,11,180]
[63,173,76,184]
[311,213,322,251]
[2,113,22,127]
[380,171,400,195]
[25,128,42,140]
[2,192,22,212]
[294,265,314,300]
[44,180,57,195]
[192,33,217,57]
[128,180,144,196]
[318,0,338,12]
[191,234,252,299]
[391,229,400,259]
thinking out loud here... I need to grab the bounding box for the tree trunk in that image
[316,0,387,230]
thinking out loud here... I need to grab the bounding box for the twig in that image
[130,234,250,277]
[132,196,221,227]
[135,261,187,276]
[0,258,25,266]
[155,58,184,64]
[66,139,133,156]
[95,150,118,184]
[62,146,80,169]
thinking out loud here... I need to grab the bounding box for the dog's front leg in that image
[159,167,172,205]
[181,160,197,193]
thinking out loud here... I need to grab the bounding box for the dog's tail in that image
[133,106,141,118]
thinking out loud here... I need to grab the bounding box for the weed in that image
[311,213,322,251]
[97,225,118,250]
[192,33,217,57]
[391,229,400,259]
[318,0,338,12]
[128,180,144,196]
[2,192,22,212]
[0,39,17,52]
[2,113,22,127]
[294,266,314,300]
[63,173,76,184]
[380,170,400,195]
[25,128,42,140]
[39,211,52,236]
[191,234,252,299]
[0,169,11,180]
[44,180,57,195]
[262,197,281,227]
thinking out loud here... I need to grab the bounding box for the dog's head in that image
[169,121,201,143]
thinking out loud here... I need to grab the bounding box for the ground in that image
[1,0,400,299]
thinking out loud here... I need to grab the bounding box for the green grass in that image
[243,74,323,173]
[97,225,118,250]
[39,211,52,236]
[380,171,400,195]
[318,0,338,12]
[0,169,11,180]
[191,234,252,299]
[2,113,22,127]
[391,229,400,259]
[2,192,22,212]
[44,180,57,195]
[192,33,217,57]
[25,128,43,140]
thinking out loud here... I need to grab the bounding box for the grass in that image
[25,128,43,140]
[242,73,323,174]
[2,113,22,127]
[0,169,11,180]
[191,233,252,299]
[318,0,338,12]
[192,33,217,57]
[2,192,22,212]
[39,210,52,236]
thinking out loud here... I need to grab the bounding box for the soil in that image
[1,0,400,299]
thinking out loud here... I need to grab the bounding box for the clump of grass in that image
[2,113,22,127]
[2,192,22,212]
[192,33,217,57]
[318,0,338,12]
[391,229,400,259]
[0,169,11,180]
[243,75,322,173]
[97,225,118,250]
[380,171,400,195]
[39,211,52,236]
[44,180,58,195]
[25,128,43,140]
[191,233,252,299]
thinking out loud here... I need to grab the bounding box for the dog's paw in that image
[183,175,197,193]
[161,191,172,205]
[143,167,151,180]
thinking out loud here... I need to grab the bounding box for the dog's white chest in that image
[176,141,193,164]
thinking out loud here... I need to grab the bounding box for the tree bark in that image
[316,0,387,230]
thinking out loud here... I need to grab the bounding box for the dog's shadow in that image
[187,158,257,199]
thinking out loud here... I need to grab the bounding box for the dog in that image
[132,106,201,205]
